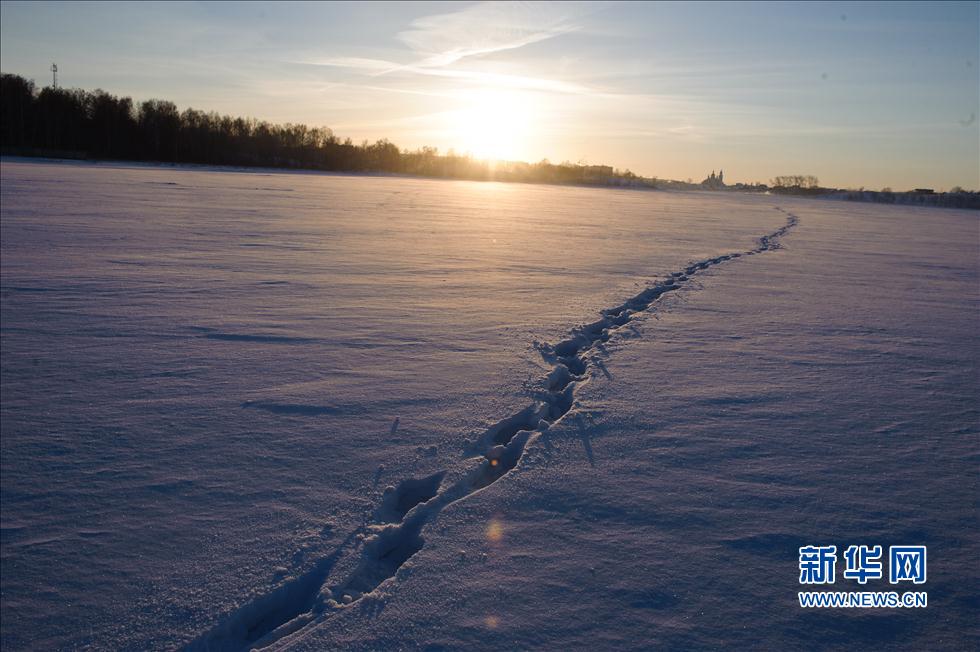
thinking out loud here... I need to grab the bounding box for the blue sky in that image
[1,1,977,189]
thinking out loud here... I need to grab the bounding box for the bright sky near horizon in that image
[1,1,977,190]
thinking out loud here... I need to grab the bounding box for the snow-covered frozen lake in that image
[1,159,977,650]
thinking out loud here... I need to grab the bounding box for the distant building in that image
[913,188,935,194]
[701,169,726,188]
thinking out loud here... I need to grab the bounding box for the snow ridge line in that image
[185,208,799,652]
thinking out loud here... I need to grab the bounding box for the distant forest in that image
[0,73,653,188]
[2,72,977,208]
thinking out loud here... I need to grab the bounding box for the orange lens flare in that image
[486,519,504,543]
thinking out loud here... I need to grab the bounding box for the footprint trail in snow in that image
[187,208,799,651]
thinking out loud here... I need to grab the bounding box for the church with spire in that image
[701,169,726,188]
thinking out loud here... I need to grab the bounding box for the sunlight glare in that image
[450,90,534,161]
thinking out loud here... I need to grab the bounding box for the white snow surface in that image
[1,159,977,650]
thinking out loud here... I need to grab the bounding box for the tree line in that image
[770,175,820,189]
[765,171,978,208]
[0,72,653,187]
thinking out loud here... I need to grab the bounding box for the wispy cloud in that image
[307,57,593,96]
[395,1,585,69]
[310,57,394,72]
[389,66,591,95]
[302,2,596,95]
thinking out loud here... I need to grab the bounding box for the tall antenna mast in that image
[51,63,58,89]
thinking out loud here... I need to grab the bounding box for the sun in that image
[449,89,534,161]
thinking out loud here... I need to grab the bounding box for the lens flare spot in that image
[486,519,504,543]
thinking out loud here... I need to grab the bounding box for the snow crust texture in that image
[6,160,785,651]
[5,160,975,651]
[188,210,799,651]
